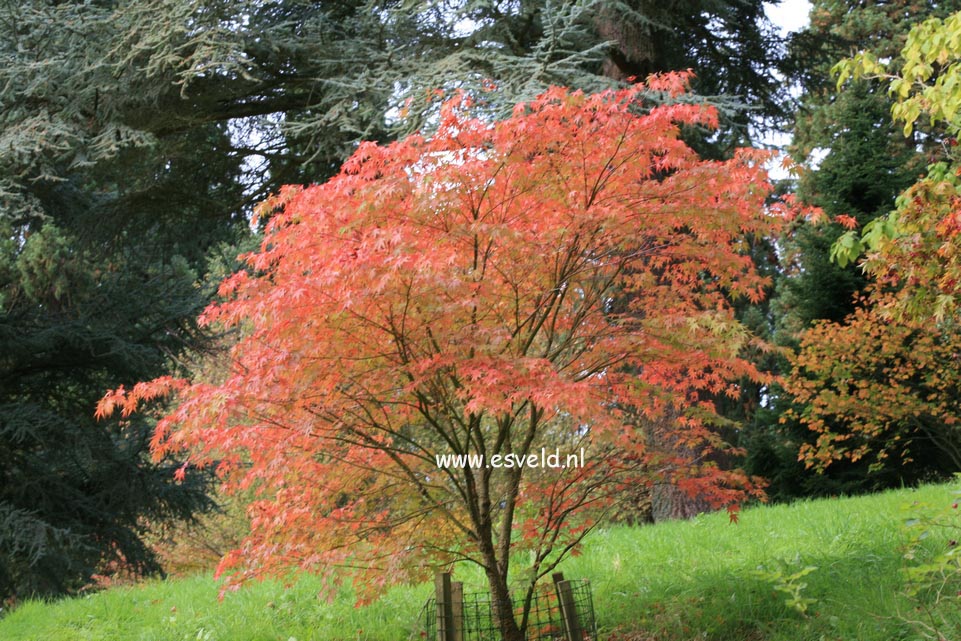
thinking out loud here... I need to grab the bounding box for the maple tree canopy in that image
[98,75,787,630]
[786,295,961,475]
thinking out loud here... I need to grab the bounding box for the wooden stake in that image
[435,572,455,641]
[552,573,582,641]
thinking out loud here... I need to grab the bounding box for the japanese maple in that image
[98,76,786,641]
[785,295,961,475]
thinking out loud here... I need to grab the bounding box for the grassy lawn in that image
[3,483,961,641]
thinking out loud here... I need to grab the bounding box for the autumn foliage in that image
[832,13,961,321]
[98,75,785,638]
[785,296,961,476]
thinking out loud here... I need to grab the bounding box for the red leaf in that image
[728,504,741,525]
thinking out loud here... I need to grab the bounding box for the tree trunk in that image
[486,567,524,641]
[644,406,715,523]
[650,481,713,522]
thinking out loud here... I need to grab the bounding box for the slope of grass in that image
[3,483,960,641]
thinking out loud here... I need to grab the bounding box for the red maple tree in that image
[98,76,786,641]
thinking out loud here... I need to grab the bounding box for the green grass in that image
[3,483,961,641]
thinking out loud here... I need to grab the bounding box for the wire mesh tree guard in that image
[421,572,597,641]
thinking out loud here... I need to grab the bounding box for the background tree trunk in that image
[651,482,713,522]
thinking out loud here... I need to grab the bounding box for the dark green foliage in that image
[1,1,787,215]
[778,82,919,335]
[0,2,257,596]
[0,223,220,599]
